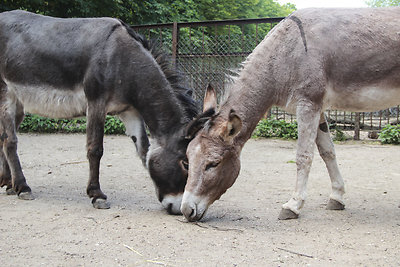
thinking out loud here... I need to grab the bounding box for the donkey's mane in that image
[121,21,199,121]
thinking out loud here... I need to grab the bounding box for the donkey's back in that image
[0,10,127,118]
[267,7,400,112]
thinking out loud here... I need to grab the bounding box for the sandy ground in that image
[0,133,399,266]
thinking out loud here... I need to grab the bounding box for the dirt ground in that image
[0,133,399,266]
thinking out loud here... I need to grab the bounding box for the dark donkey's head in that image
[126,27,199,214]
[145,86,198,214]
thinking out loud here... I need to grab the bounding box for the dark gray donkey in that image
[0,10,198,213]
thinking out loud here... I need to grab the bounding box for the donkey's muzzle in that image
[161,193,183,215]
[180,191,208,221]
[181,202,197,221]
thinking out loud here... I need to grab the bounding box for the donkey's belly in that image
[6,81,87,118]
[324,85,400,112]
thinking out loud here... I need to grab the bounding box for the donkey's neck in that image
[222,73,276,147]
[134,83,187,138]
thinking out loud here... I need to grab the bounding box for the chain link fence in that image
[132,18,400,136]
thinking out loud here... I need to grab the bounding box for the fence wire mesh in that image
[133,18,400,132]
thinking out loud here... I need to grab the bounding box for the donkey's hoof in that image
[93,198,110,209]
[18,191,35,200]
[326,199,345,210]
[278,208,299,220]
[6,188,16,195]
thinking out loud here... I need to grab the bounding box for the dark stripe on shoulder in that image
[105,23,122,41]
[289,16,308,53]
[119,20,150,50]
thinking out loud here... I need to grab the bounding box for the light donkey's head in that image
[181,85,243,221]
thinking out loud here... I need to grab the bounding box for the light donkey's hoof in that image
[18,191,35,200]
[278,208,299,220]
[326,199,345,210]
[93,198,110,209]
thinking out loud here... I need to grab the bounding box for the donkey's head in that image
[146,132,191,215]
[181,85,243,221]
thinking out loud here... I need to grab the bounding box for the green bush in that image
[332,128,347,142]
[379,124,400,144]
[104,116,126,135]
[19,114,126,135]
[252,119,298,139]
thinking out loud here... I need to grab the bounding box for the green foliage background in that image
[252,119,298,139]
[0,0,295,25]
[19,114,126,135]
[378,125,400,144]
[366,0,400,6]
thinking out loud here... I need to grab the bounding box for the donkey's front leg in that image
[279,104,321,220]
[86,101,109,209]
[316,114,345,210]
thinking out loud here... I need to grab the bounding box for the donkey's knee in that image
[296,153,313,172]
[87,145,104,161]
[2,133,18,153]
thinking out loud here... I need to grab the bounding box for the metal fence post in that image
[354,112,360,140]
[172,22,179,67]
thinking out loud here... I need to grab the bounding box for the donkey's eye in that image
[180,159,189,170]
[205,161,220,171]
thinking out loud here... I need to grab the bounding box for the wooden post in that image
[354,112,360,140]
[171,22,179,67]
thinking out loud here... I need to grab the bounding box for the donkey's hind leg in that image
[0,85,33,199]
[0,145,14,194]
[86,100,110,209]
[1,101,26,195]
[316,114,345,210]
[0,103,25,195]
[0,82,12,193]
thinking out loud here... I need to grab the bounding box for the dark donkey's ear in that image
[185,108,216,139]
[185,84,218,139]
[203,84,217,112]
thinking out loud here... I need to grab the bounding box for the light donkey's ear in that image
[203,84,217,112]
[223,109,242,141]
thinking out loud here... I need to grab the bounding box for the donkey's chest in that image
[6,81,87,118]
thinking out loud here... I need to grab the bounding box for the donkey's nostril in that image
[189,208,195,218]
[181,202,197,221]
[167,203,173,214]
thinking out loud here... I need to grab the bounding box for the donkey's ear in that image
[223,109,242,141]
[185,108,216,139]
[203,84,217,112]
